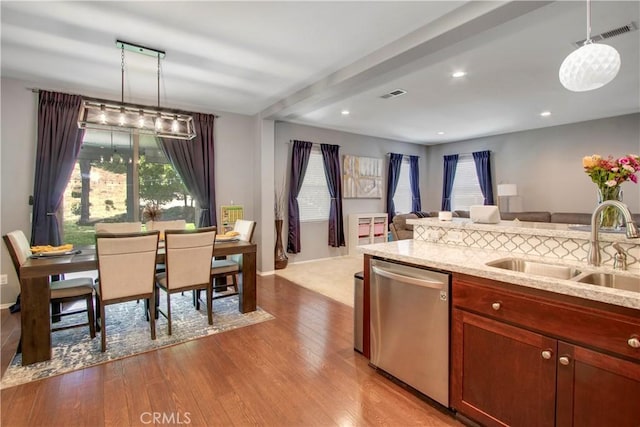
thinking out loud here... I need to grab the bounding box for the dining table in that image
[17,239,257,366]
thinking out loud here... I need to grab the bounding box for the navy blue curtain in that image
[409,155,422,212]
[320,144,345,247]
[472,150,495,205]
[386,153,403,224]
[159,113,217,227]
[287,140,313,253]
[31,91,85,245]
[441,154,459,211]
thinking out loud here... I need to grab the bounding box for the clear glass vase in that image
[597,186,623,229]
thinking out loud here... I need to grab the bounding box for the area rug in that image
[274,255,364,307]
[1,293,273,389]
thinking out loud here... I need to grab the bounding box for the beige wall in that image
[424,114,640,214]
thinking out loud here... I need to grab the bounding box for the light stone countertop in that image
[359,239,640,311]
[408,217,634,242]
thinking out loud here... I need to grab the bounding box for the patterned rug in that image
[1,293,273,389]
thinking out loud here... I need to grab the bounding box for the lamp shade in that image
[559,43,621,92]
[497,184,518,197]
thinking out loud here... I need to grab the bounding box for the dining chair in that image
[209,219,256,299]
[146,219,187,274]
[155,227,216,335]
[95,231,159,352]
[3,230,96,340]
[94,222,142,233]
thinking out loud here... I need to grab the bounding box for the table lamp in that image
[497,184,518,213]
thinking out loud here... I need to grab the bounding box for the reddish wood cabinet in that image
[451,273,640,427]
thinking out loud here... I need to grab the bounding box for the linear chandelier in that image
[78,40,196,140]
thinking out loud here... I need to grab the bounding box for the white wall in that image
[424,114,640,214]
[275,121,427,263]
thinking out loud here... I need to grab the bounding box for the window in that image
[451,155,484,211]
[297,147,331,222]
[62,131,194,245]
[393,157,412,214]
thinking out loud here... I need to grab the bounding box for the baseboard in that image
[287,254,362,266]
[0,303,14,310]
[258,270,276,276]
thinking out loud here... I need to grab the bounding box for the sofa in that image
[389,210,640,241]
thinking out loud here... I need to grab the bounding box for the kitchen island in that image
[359,219,640,427]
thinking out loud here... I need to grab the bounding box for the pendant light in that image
[559,0,621,92]
[78,40,196,140]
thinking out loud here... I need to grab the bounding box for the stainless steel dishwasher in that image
[369,258,451,408]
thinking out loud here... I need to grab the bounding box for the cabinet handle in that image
[559,356,570,366]
[491,302,501,311]
[628,337,640,348]
[541,350,552,360]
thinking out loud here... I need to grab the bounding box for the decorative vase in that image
[597,186,623,229]
[274,219,288,269]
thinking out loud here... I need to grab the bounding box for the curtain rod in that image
[288,139,340,146]
[386,153,420,157]
[445,150,492,157]
[27,87,220,118]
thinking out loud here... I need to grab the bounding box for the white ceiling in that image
[2,1,639,145]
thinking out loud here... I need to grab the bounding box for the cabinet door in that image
[451,309,557,427]
[556,341,640,427]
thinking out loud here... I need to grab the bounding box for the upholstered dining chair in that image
[209,219,256,299]
[95,231,159,352]
[146,219,187,274]
[95,222,142,233]
[3,230,96,340]
[155,227,216,334]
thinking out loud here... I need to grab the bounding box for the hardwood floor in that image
[1,275,460,426]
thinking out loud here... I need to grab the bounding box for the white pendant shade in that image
[559,43,621,92]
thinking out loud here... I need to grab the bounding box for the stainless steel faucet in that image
[588,200,640,267]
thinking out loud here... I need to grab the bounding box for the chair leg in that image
[194,289,200,310]
[206,284,213,325]
[95,296,102,333]
[87,294,96,339]
[231,273,238,292]
[100,301,107,352]
[149,292,156,341]
[166,292,172,335]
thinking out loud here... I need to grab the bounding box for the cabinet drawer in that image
[453,277,640,361]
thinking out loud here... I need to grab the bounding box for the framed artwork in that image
[343,155,383,198]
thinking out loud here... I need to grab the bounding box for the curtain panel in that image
[441,154,459,211]
[409,155,422,212]
[159,113,217,227]
[320,143,345,247]
[287,140,313,253]
[31,91,85,245]
[386,153,403,224]
[472,150,495,205]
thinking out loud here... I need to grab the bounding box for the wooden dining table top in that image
[20,240,256,279]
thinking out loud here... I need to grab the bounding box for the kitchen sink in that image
[486,258,582,280]
[574,273,640,293]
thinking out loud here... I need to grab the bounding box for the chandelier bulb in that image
[99,104,107,124]
[100,155,104,163]
[172,115,179,132]
[119,108,126,126]
[138,110,145,128]
[155,113,162,131]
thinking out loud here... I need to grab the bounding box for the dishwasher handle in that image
[372,265,446,290]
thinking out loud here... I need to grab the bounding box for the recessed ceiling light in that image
[540,111,552,117]
[341,110,350,116]
[437,131,445,135]
[451,71,467,78]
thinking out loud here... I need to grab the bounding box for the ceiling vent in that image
[573,21,638,47]
[380,89,407,99]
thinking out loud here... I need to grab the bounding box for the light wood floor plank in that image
[1,274,461,426]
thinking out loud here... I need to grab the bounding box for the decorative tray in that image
[215,235,240,242]
[31,249,81,258]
